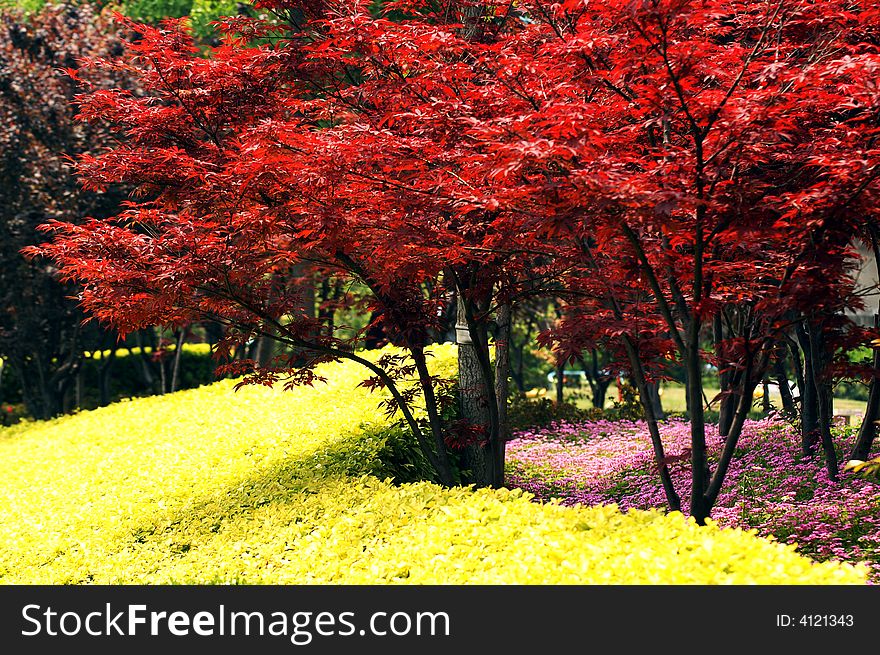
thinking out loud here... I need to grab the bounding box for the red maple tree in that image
[33,0,880,522]
[531,0,880,521]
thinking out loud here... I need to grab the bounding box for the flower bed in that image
[506,418,880,581]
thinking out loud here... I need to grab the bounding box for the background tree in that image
[0,2,134,418]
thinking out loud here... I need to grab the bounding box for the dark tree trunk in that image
[159,353,168,394]
[718,393,737,437]
[18,368,56,420]
[17,347,80,420]
[555,360,565,405]
[364,309,387,349]
[806,323,838,481]
[851,314,880,461]
[170,329,186,393]
[686,322,710,525]
[135,329,158,393]
[851,230,880,460]
[762,376,771,415]
[796,324,820,457]
[75,367,83,410]
[318,277,338,336]
[773,358,795,416]
[787,337,806,403]
[253,335,275,368]
[579,349,612,409]
[714,314,735,436]
[705,365,765,510]
[97,349,117,407]
[592,382,608,410]
[590,380,611,409]
[510,344,526,393]
[622,337,681,512]
[410,347,456,486]
[645,381,665,421]
[204,320,224,347]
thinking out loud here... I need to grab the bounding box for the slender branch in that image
[620,222,688,354]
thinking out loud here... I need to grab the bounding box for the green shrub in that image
[120,0,241,39]
[506,394,596,433]
[1,344,218,417]
[80,343,217,402]
[835,380,870,401]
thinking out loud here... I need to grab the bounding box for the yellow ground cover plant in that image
[0,346,867,584]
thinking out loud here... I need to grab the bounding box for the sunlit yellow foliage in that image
[0,345,866,584]
[83,343,213,359]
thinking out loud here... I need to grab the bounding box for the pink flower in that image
[506,418,880,582]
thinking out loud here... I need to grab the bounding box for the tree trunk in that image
[796,324,820,457]
[508,328,527,392]
[580,349,611,409]
[494,303,511,448]
[159,354,167,394]
[623,337,681,512]
[75,367,83,410]
[851,314,880,461]
[807,323,838,481]
[457,292,493,487]
[645,381,665,420]
[318,277,337,336]
[18,353,64,420]
[411,347,456,486]
[204,320,224,347]
[97,349,117,407]
[718,394,737,437]
[555,360,565,405]
[705,360,765,510]
[593,382,608,410]
[170,329,185,393]
[135,329,158,393]
[773,358,795,417]
[714,314,736,436]
[787,337,805,403]
[686,327,710,525]
[253,335,275,368]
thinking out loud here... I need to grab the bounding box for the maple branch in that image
[838,166,880,213]
[701,0,785,136]
[273,139,466,204]
[476,59,543,112]
[150,56,224,150]
[620,222,688,355]
[704,338,772,506]
[632,16,700,138]
[658,229,694,327]
[331,249,456,476]
[528,0,566,40]
[213,285,455,484]
[579,238,681,511]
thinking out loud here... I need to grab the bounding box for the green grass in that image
[572,383,866,415]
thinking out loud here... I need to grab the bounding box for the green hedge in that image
[0,343,217,412]
[0,0,243,39]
